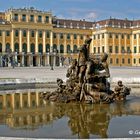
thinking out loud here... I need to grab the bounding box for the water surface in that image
[0,90,140,139]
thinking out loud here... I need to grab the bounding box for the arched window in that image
[46,44,50,52]
[6,43,10,52]
[0,43,2,52]
[31,43,35,54]
[53,44,57,52]
[60,44,64,53]
[22,43,27,53]
[38,43,43,53]
[14,43,19,53]
[67,45,71,53]
[73,45,78,53]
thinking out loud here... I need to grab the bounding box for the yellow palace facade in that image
[0,7,140,67]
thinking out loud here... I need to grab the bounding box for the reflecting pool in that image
[0,89,140,138]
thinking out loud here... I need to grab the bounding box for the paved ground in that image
[0,66,140,83]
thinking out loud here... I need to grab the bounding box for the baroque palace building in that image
[0,7,140,67]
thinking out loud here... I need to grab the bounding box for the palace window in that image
[38,15,42,22]
[67,45,71,53]
[102,34,104,39]
[80,35,83,40]
[74,34,77,39]
[134,58,136,64]
[15,30,19,37]
[73,45,78,53]
[31,30,34,37]
[121,34,124,39]
[14,14,18,21]
[46,31,50,38]
[93,35,96,40]
[53,44,57,52]
[22,14,26,21]
[116,34,118,39]
[23,30,26,37]
[127,34,130,39]
[128,58,130,64]
[46,44,50,52]
[53,33,56,38]
[38,44,43,53]
[134,34,136,39]
[60,44,64,53]
[6,31,10,36]
[102,46,104,53]
[109,33,112,38]
[22,43,27,53]
[98,47,100,53]
[139,58,140,64]
[127,46,131,53]
[30,15,34,22]
[67,34,70,39]
[121,46,125,53]
[0,43,2,52]
[0,30,2,36]
[46,16,49,23]
[134,46,137,53]
[39,31,42,38]
[60,33,63,39]
[122,58,125,64]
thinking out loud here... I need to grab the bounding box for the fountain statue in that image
[41,36,131,103]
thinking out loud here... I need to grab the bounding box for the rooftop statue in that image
[41,36,131,103]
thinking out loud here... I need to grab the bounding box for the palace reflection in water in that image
[0,90,140,138]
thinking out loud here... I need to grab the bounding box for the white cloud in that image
[86,12,97,19]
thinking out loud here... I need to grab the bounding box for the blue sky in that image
[0,0,140,21]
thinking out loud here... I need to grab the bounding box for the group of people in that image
[67,36,110,88]
[1,48,18,68]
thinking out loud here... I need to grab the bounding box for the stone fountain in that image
[41,36,131,103]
